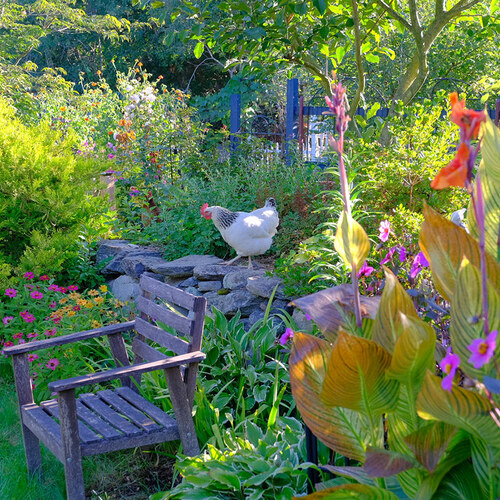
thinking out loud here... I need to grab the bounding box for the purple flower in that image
[48,284,59,291]
[279,328,294,345]
[49,301,57,309]
[357,261,374,277]
[129,186,141,197]
[46,358,60,370]
[28,353,38,363]
[5,288,17,298]
[410,252,429,279]
[24,272,34,280]
[21,311,35,323]
[108,153,115,159]
[3,316,14,325]
[439,348,460,391]
[304,313,311,321]
[467,330,497,369]
[30,291,43,300]
[399,246,407,263]
[380,246,397,266]
[68,285,78,291]
[379,220,391,242]
[39,274,49,281]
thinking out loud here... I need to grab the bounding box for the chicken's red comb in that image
[200,203,211,219]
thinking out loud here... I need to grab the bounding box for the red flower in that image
[431,143,469,190]
[449,92,486,140]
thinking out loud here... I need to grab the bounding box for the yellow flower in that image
[77,298,86,306]
[94,296,105,305]
[67,311,76,318]
[59,297,69,304]
[99,285,108,293]
[69,293,81,300]
[84,301,94,309]
[92,320,101,328]
[88,290,99,296]
[60,106,66,112]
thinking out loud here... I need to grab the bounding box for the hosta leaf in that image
[468,117,500,261]
[386,314,436,397]
[321,331,400,417]
[419,204,500,302]
[334,210,370,271]
[372,269,417,354]
[300,483,399,499]
[403,422,458,473]
[289,332,369,461]
[363,447,415,477]
[417,372,500,450]
[450,258,500,379]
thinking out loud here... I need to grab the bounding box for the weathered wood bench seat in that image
[4,274,207,500]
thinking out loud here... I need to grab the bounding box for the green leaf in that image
[313,0,327,15]
[366,102,381,120]
[431,461,483,499]
[403,422,458,473]
[335,46,346,63]
[372,268,418,354]
[300,483,399,499]
[363,447,415,477]
[470,436,499,499]
[209,468,241,489]
[321,331,400,417]
[365,53,380,64]
[334,210,370,271]
[193,41,204,58]
[419,204,500,302]
[289,332,370,461]
[151,1,165,7]
[417,372,500,450]
[450,258,500,379]
[253,384,268,403]
[386,314,435,396]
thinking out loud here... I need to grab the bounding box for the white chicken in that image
[201,198,279,268]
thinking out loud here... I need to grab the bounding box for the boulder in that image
[178,277,199,288]
[246,276,286,299]
[121,255,168,280]
[109,275,141,303]
[194,264,241,281]
[154,255,223,278]
[101,249,163,277]
[96,240,141,263]
[198,280,222,292]
[204,290,262,317]
[223,269,266,290]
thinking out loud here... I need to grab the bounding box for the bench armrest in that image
[48,351,206,392]
[3,321,136,356]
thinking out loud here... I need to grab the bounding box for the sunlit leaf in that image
[321,331,400,416]
[372,268,417,354]
[334,210,370,272]
[363,447,415,477]
[289,332,369,461]
[193,41,204,58]
[299,483,399,499]
[419,204,500,302]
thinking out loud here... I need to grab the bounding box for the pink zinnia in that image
[30,291,43,300]
[52,316,62,324]
[49,301,57,309]
[46,358,60,370]
[48,284,59,291]
[44,328,57,337]
[279,327,294,345]
[12,332,23,339]
[68,285,78,291]
[4,288,17,298]
[58,287,67,293]
[28,353,39,363]
[40,275,50,281]
[379,220,391,242]
[21,312,35,323]
[27,332,38,339]
[439,348,460,391]
[3,316,14,325]
[467,330,497,369]
[24,272,34,280]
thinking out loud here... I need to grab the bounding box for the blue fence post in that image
[230,94,241,155]
[285,78,299,165]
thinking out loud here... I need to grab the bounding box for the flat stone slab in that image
[153,255,223,278]
[246,276,286,299]
[204,290,262,316]
[193,264,243,281]
[97,240,142,263]
[121,255,169,280]
[198,280,222,292]
[102,249,163,276]
[223,269,266,290]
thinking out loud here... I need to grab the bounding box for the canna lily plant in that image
[289,85,500,499]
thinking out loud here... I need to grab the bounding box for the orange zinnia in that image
[449,92,486,139]
[431,142,470,189]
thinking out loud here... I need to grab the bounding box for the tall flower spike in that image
[449,92,486,141]
[431,142,469,190]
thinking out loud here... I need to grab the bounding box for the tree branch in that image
[447,0,482,16]
[375,0,412,30]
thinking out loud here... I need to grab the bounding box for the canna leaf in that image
[430,460,484,500]
[470,436,499,499]
[403,421,458,473]
[363,447,416,477]
[321,331,400,417]
[334,210,370,272]
[417,372,500,450]
[372,268,418,354]
[299,483,399,499]
[386,314,436,397]
[289,332,369,461]
[419,204,500,302]
[450,258,500,379]
[468,116,500,261]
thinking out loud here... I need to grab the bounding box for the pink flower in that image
[279,328,294,345]
[27,332,38,339]
[24,272,34,280]
[58,287,67,294]
[30,291,44,300]
[48,284,59,291]
[379,220,391,242]
[4,288,17,298]
[28,353,39,363]
[439,348,460,391]
[68,285,78,291]
[357,261,374,278]
[380,246,397,266]
[49,301,57,309]
[108,153,115,159]
[467,330,498,369]
[44,328,57,337]
[26,284,34,291]
[410,252,429,279]
[21,312,35,323]
[12,332,23,339]
[3,316,14,325]
[46,358,60,370]
[399,246,407,263]
[72,305,80,311]
[304,313,311,321]
[39,275,49,281]
[52,316,62,324]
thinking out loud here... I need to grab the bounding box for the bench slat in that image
[136,296,192,336]
[132,338,168,363]
[139,275,197,309]
[135,317,190,355]
[75,401,122,440]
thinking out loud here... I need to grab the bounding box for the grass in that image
[0,359,177,499]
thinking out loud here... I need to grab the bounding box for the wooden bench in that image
[4,274,207,500]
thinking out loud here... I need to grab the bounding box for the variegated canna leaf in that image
[298,483,400,499]
[363,447,416,477]
[334,210,370,271]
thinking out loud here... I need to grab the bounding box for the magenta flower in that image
[467,330,498,369]
[304,313,311,321]
[379,220,391,242]
[280,328,294,345]
[40,275,49,281]
[380,246,397,266]
[12,332,23,339]
[27,332,38,339]
[49,301,57,309]
[3,316,14,325]
[58,287,67,293]
[108,153,115,159]
[48,284,59,291]
[357,261,374,278]
[24,272,34,280]
[44,328,57,337]
[28,353,39,363]
[52,316,62,324]
[399,246,407,263]
[4,288,17,298]
[439,348,460,391]
[21,311,35,323]
[46,358,60,370]
[68,285,78,291]
[30,291,44,300]
[129,186,141,197]
[410,252,429,279]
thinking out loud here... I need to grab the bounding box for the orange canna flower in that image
[431,142,470,189]
[449,92,486,140]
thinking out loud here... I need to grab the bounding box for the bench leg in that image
[58,390,85,500]
[21,424,42,478]
[164,366,200,456]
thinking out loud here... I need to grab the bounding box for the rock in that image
[121,255,168,280]
[185,286,203,297]
[178,277,199,288]
[142,272,164,282]
[246,276,286,299]
[109,275,141,303]
[292,308,314,333]
[194,264,241,281]
[248,309,265,325]
[102,249,163,277]
[223,269,266,290]
[198,280,222,292]
[96,240,141,264]
[153,255,223,278]
[204,290,262,317]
